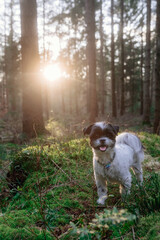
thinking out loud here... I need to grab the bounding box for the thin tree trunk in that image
[151,48,156,107]
[120,0,125,116]
[111,0,117,117]
[43,0,49,120]
[85,0,97,122]
[61,83,65,114]
[67,25,72,114]
[100,0,105,115]
[143,0,151,124]
[153,0,160,134]
[73,14,79,115]
[140,21,144,115]
[131,44,135,113]
[8,0,17,114]
[3,0,7,114]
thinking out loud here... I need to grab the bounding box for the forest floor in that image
[0,115,160,239]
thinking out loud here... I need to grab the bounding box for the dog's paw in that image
[97,197,107,205]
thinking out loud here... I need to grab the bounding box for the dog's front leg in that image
[119,173,132,197]
[95,173,107,205]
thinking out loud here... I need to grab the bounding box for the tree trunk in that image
[73,14,79,115]
[111,0,117,118]
[3,1,8,115]
[43,0,49,121]
[20,0,45,138]
[153,0,160,134]
[8,0,16,114]
[120,0,125,116]
[85,0,97,122]
[67,27,72,115]
[4,0,17,116]
[140,20,144,115]
[143,0,151,124]
[100,0,105,115]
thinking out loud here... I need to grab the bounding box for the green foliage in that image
[126,173,160,216]
[140,132,160,158]
[0,138,93,239]
[0,132,160,239]
[70,208,136,239]
[135,212,160,239]
[0,210,53,240]
[0,143,20,161]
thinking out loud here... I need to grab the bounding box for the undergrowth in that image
[0,131,159,239]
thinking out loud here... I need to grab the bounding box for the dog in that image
[83,122,144,205]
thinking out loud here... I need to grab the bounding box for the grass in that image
[0,139,94,239]
[0,130,160,239]
[140,132,160,159]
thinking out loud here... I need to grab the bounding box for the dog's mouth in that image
[99,146,108,152]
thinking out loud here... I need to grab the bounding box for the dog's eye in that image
[105,131,115,139]
[105,133,111,137]
[91,133,100,139]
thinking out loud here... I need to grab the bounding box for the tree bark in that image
[120,0,125,116]
[153,0,160,134]
[43,0,49,121]
[85,0,97,122]
[143,0,151,124]
[140,21,144,115]
[100,0,105,115]
[20,0,45,138]
[111,0,117,117]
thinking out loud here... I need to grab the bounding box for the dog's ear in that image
[113,125,119,135]
[83,124,94,135]
[108,124,119,135]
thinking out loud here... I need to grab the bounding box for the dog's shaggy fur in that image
[83,122,144,205]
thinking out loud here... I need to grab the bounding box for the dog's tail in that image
[116,133,144,162]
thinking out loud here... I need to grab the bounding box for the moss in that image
[0,224,53,240]
[0,210,53,240]
[140,132,160,158]
[136,212,160,239]
[1,133,160,239]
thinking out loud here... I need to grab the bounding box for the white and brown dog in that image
[83,122,144,205]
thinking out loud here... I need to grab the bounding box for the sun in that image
[43,64,62,82]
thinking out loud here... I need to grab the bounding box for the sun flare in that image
[43,64,62,82]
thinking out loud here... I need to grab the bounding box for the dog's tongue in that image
[99,146,107,152]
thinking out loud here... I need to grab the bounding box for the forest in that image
[0,0,160,239]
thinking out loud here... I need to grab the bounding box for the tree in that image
[140,10,144,115]
[5,35,19,116]
[153,0,160,134]
[1,0,20,117]
[143,0,151,124]
[85,0,97,122]
[111,0,117,117]
[119,0,125,116]
[99,0,105,115]
[20,0,45,137]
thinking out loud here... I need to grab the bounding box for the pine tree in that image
[143,0,151,124]
[99,0,105,115]
[20,0,46,137]
[111,0,117,117]
[85,0,97,122]
[120,0,125,115]
[153,0,160,134]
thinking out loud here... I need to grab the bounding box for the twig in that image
[51,159,92,196]
[132,226,136,240]
[58,228,72,239]
[51,159,72,181]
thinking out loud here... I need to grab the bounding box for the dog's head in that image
[83,122,119,152]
